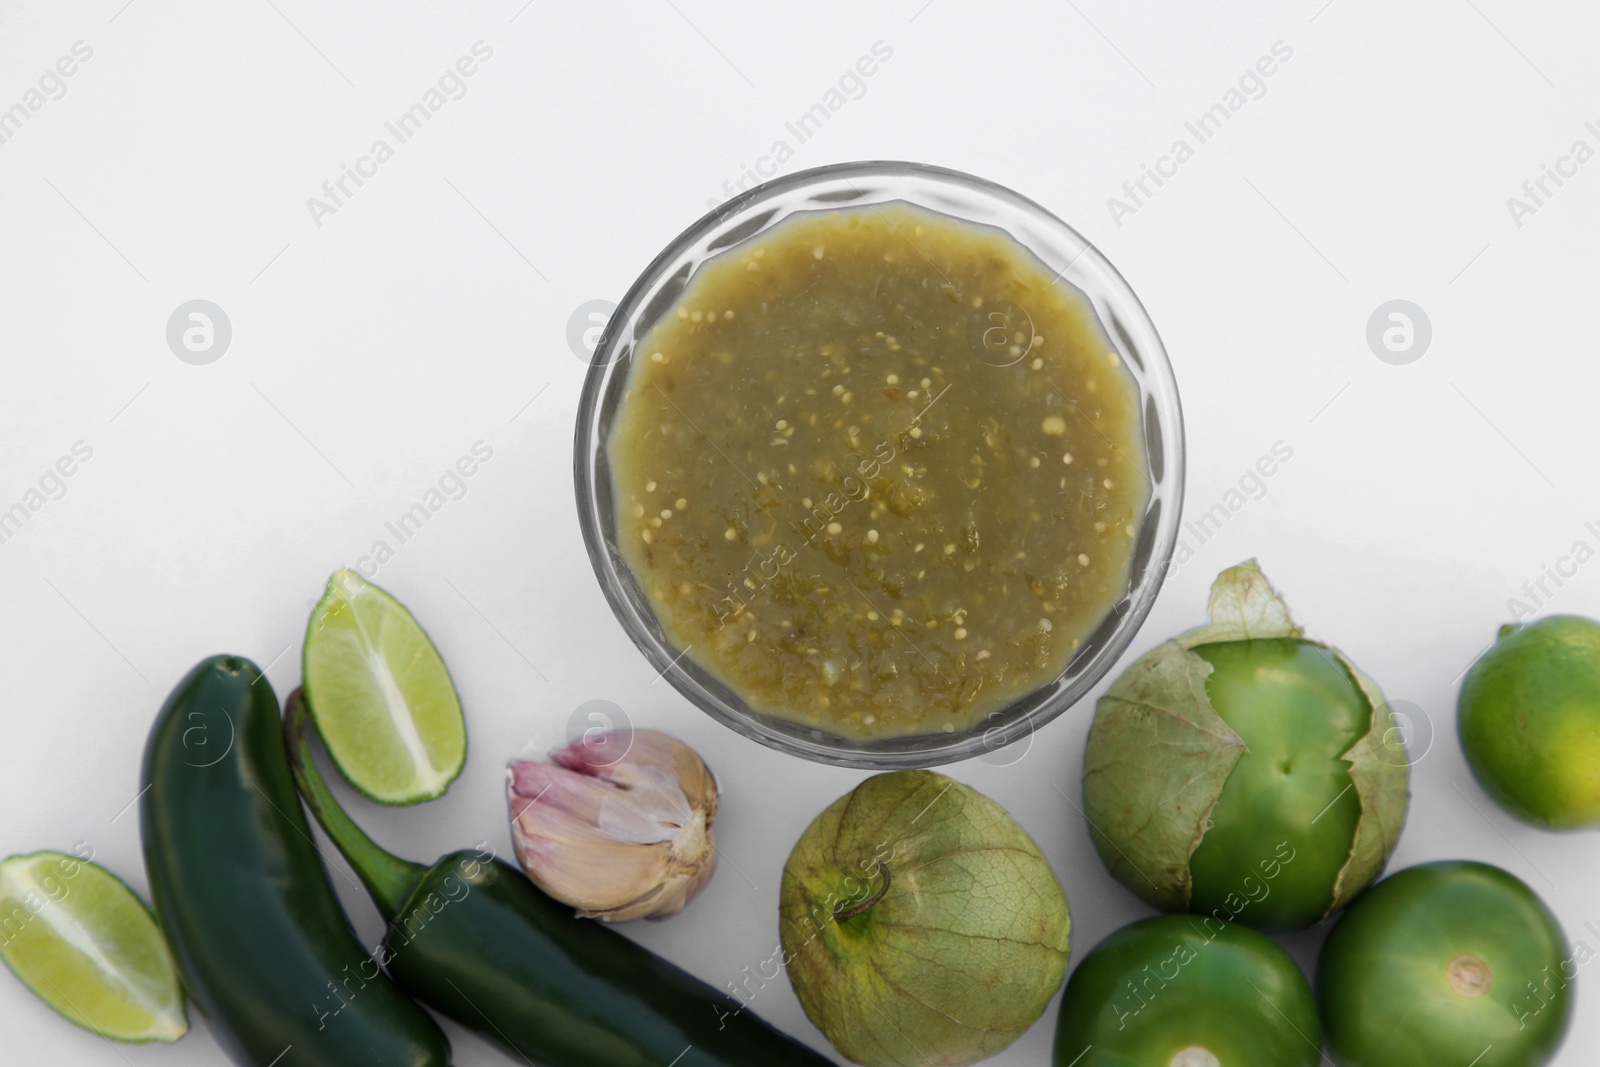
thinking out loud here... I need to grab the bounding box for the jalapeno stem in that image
[284,688,426,922]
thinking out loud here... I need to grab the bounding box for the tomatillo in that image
[1053,914,1321,1067]
[1458,615,1600,829]
[780,770,1070,1067]
[1317,860,1572,1067]
[1083,561,1409,931]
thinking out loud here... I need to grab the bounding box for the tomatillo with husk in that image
[1458,615,1600,829]
[779,769,1070,1067]
[1083,561,1409,931]
[1053,914,1322,1067]
[1317,860,1572,1067]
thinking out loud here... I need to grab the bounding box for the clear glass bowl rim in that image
[574,159,1185,768]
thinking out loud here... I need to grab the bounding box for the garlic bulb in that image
[507,729,718,922]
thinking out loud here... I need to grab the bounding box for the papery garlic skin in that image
[507,729,718,921]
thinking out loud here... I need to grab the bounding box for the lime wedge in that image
[303,569,466,804]
[0,851,186,1043]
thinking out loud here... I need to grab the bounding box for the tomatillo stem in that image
[833,862,890,922]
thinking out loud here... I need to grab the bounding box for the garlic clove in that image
[507,729,719,922]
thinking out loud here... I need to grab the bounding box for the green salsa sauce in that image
[610,204,1148,740]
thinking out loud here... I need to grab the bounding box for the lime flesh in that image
[0,851,186,1043]
[303,569,466,804]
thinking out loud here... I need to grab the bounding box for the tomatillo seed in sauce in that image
[609,204,1148,740]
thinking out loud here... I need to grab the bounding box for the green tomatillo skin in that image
[1317,861,1572,1067]
[1458,616,1600,829]
[780,769,1070,1067]
[1083,561,1408,932]
[1053,915,1322,1067]
[1186,638,1367,930]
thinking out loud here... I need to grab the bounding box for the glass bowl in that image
[574,161,1183,768]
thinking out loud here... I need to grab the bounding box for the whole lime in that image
[779,769,1070,1067]
[1458,616,1600,829]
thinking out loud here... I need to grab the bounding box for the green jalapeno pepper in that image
[141,656,451,1067]
[284,688,832,1067]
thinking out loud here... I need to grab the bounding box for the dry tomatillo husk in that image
[779,769,1070,1067]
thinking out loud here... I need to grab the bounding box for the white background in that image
[3,0,1598,1063]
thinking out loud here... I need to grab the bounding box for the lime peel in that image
[1459,615,1600,829]
[0,851,187,1043]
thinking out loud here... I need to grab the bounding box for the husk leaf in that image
[1177,558,1303,648]
[1324,657,1409,916]
[1083,640,1244,911]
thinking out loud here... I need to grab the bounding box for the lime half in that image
[304,569,466,804]
[0,851,186,1043]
